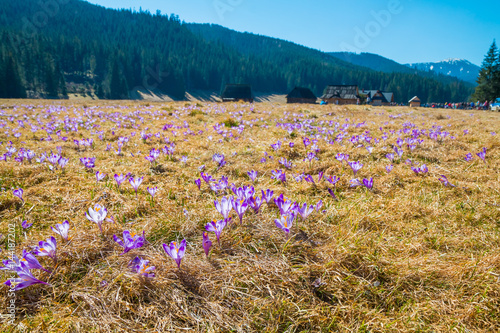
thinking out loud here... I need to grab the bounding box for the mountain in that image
[328,52,478,86]
[328,52,416,74]
[0,0,474,103]
[406,59,480,84]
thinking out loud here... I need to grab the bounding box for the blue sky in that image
[86,0,500,66]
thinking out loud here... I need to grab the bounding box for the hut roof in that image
[221,84,253,100]
[382,92,394,103]
[409,96,420,103]
[321,85,359,100]
[361,90,394,104]
[286,87,317,100]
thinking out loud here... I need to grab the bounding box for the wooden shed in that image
[361,90,394,106]
[321,85,360,105]
[221,84,253,103]
[286,87,317,104]
[409,96,421,107]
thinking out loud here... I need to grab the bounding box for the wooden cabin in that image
[409,96,421,107]
[321,85,360,105]
[221,84,253,103]
[361,90,394,106]
[286,87,317,104]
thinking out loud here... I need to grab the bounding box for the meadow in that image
[0,100,499,332]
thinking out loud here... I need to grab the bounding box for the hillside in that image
[186,23,474,102]
[329,52,478,86]
[329,52,417,74]
[406,59,480,85]
[0,0,474,102]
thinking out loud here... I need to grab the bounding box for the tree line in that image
[0,0,474,102]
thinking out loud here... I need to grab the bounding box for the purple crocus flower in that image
[202,232,212,257]
[129,257,155,278]
[85,204,108,233]
[304,152,318,162]
[393,146,404,158]
[302,137,311,148]
[261,189,274,204]
[113,230,146,255]
[212,153,226,169]
[162,239,186,269]
[318,172,324,182]
[274,195,294,215]
[476,147,486,162]
[293,173,304,182]
[13,188,24,202]
[271,169,286,183]
[315,200,323,211]
[386,153,395,161]
[274,214,294,235]
[386,165,393,173]
[248,196,263,213]
[327,188,336,199]
[438,175,455,187]
[201,172,215,184]
[271,140,282,151]
[326,175,340,186]
[298,203,314,221]
[335,153,345,162]
[362,178,373,189]
[58,157,69,169]
[279,158,293,169]
[48,153,61,165]
[247,170,258,182]
[289,142,295,148]
[205,219,229,245]
[195,178,202,190]
[232,198,249,224]
[32,236,57,262]
[0,255,21,272]
[22,220,33,229]
[350,178,362,187]
[304,174,315,185]
[214,197,233,219]
[4,262,50,291]
[464,153,473,162]
[51,220,70,241]
[114,174,126,189]
[96,171,106,183]
[348,161,363,175]
[80,157,96,168]
[147,186,158,199]
[129,177,143,197]
[20,250,51,273]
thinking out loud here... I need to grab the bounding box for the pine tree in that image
[109,60,124,99]
[45,63,59,98]
[4,54,26,98]
[473,40,499,102]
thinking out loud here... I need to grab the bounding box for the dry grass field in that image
[0,100,499,332]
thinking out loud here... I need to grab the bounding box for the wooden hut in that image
[286,87,317,104]
[321,85,360,105]
[221,84,253,103]
[409,96,421,107]
[361,90,394,106]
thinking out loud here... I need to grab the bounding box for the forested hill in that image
[0,0,474,102]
